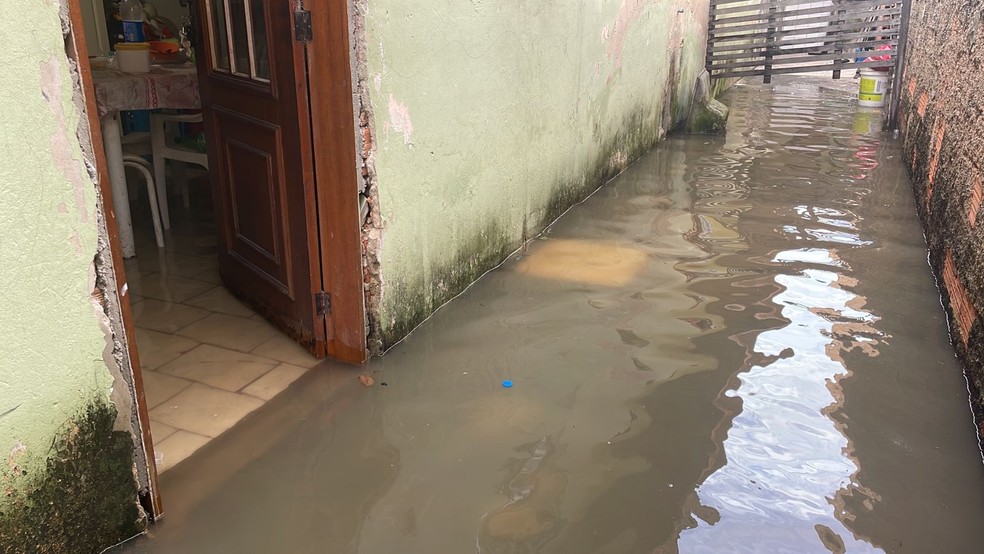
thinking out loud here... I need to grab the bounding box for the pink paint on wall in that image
[41,56,90,226]
[605,0,651,69]
[388,94,414,145]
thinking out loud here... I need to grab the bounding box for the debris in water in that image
[359,375,374,387]
[502,380,513,388]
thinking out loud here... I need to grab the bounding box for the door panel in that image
[195,0,324,353]
[215,110,287,281]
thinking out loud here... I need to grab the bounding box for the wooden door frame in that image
[306,1,367,364]
[65,0,164,519]
[65,0,368,521]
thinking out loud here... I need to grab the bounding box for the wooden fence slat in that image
[710,3,771,18]
[710,59,895,79]
[710,16,900,43]
[707,1,906,89]
[711,48,896,70]
[710,0,774,7]
[707,29,898,52]
[713,0,890,26]
[710,38,897,61]
[711,0,893,15]
[710,7,902,37]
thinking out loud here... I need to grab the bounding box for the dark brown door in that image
[194,0,327,355]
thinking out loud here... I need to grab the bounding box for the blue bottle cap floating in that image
[502,380,513,388]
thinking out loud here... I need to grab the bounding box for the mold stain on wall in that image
[354,0,711,352]
[0,402,145,554]
[1,0,148,549]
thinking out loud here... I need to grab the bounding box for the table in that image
[92,64,200,257]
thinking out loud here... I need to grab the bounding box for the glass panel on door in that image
[208,0,230,71]
[206,0,270,83]
[248,0,270,81]
[228,0,251,76]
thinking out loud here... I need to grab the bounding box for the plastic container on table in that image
[116,42,151,73]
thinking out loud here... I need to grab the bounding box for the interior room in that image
[78,0,320,474]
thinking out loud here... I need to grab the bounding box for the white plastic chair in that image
[150,112,209,229]
[122,154,165,248]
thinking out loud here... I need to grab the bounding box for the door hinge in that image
[315,291,331,317]
[294,10,313,42]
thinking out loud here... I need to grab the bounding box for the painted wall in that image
[0,0,144,550]
[898,1,984,431]
[360,0,711,349]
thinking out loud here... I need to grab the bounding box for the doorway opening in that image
[71,0,366,518]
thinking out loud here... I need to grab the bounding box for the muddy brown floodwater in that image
[117,77,984,553]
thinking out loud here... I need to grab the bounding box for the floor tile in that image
[251,334,321,368]
[184,286,255,318]
[154,430,211,473]
[192,267,223,285]
[166,234,219,257]
[131,272,216,303]
[175,313,281,353]
[121,268,151,296]
[241,363,310,401]
[123,257,141,275]
[139,251,218,280]
[136,328,199,370]
[141,370,194,408]
[150,419,178,443]
[157,344,279,392]
[132,298,211,333]
[149,383,264,438]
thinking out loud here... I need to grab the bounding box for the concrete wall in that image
[898,1,984,430]
[0,1,144,550]
[357,0,712,350]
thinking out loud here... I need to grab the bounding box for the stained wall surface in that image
[0,1,143,550]
[361,0,711,348]
[898,0,984,427]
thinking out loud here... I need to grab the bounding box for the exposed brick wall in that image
[899,0,984,432]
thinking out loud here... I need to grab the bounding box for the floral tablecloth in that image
[92,65,200,117]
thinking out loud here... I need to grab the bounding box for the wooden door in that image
[194,0,327,355]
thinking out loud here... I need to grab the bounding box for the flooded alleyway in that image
[119,77,984,553]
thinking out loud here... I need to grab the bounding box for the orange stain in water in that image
[516,239,649,287]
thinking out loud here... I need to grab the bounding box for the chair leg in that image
[172,162,191,209]
[154,153,170,230]
[123,157,165,248]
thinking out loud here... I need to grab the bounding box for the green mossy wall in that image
[361,1,712,349]
[0,402,145,554]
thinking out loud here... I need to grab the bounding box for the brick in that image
[927,121,946,206]
[970,174,983,227]
[917,91,929,117]
[943,249,977,348]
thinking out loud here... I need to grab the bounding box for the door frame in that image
[305,1,367,364]
[65,0,366,521]
[64,0,164,519]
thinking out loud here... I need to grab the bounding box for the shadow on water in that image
[118,77,984,554]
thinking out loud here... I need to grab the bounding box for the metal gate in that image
[706,0,912,125]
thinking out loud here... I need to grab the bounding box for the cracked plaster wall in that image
[0,0,144,550]
[358,0,712,350]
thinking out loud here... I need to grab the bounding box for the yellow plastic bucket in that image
[858,68,888,108]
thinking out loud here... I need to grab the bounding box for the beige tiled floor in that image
[126,194,317,473]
